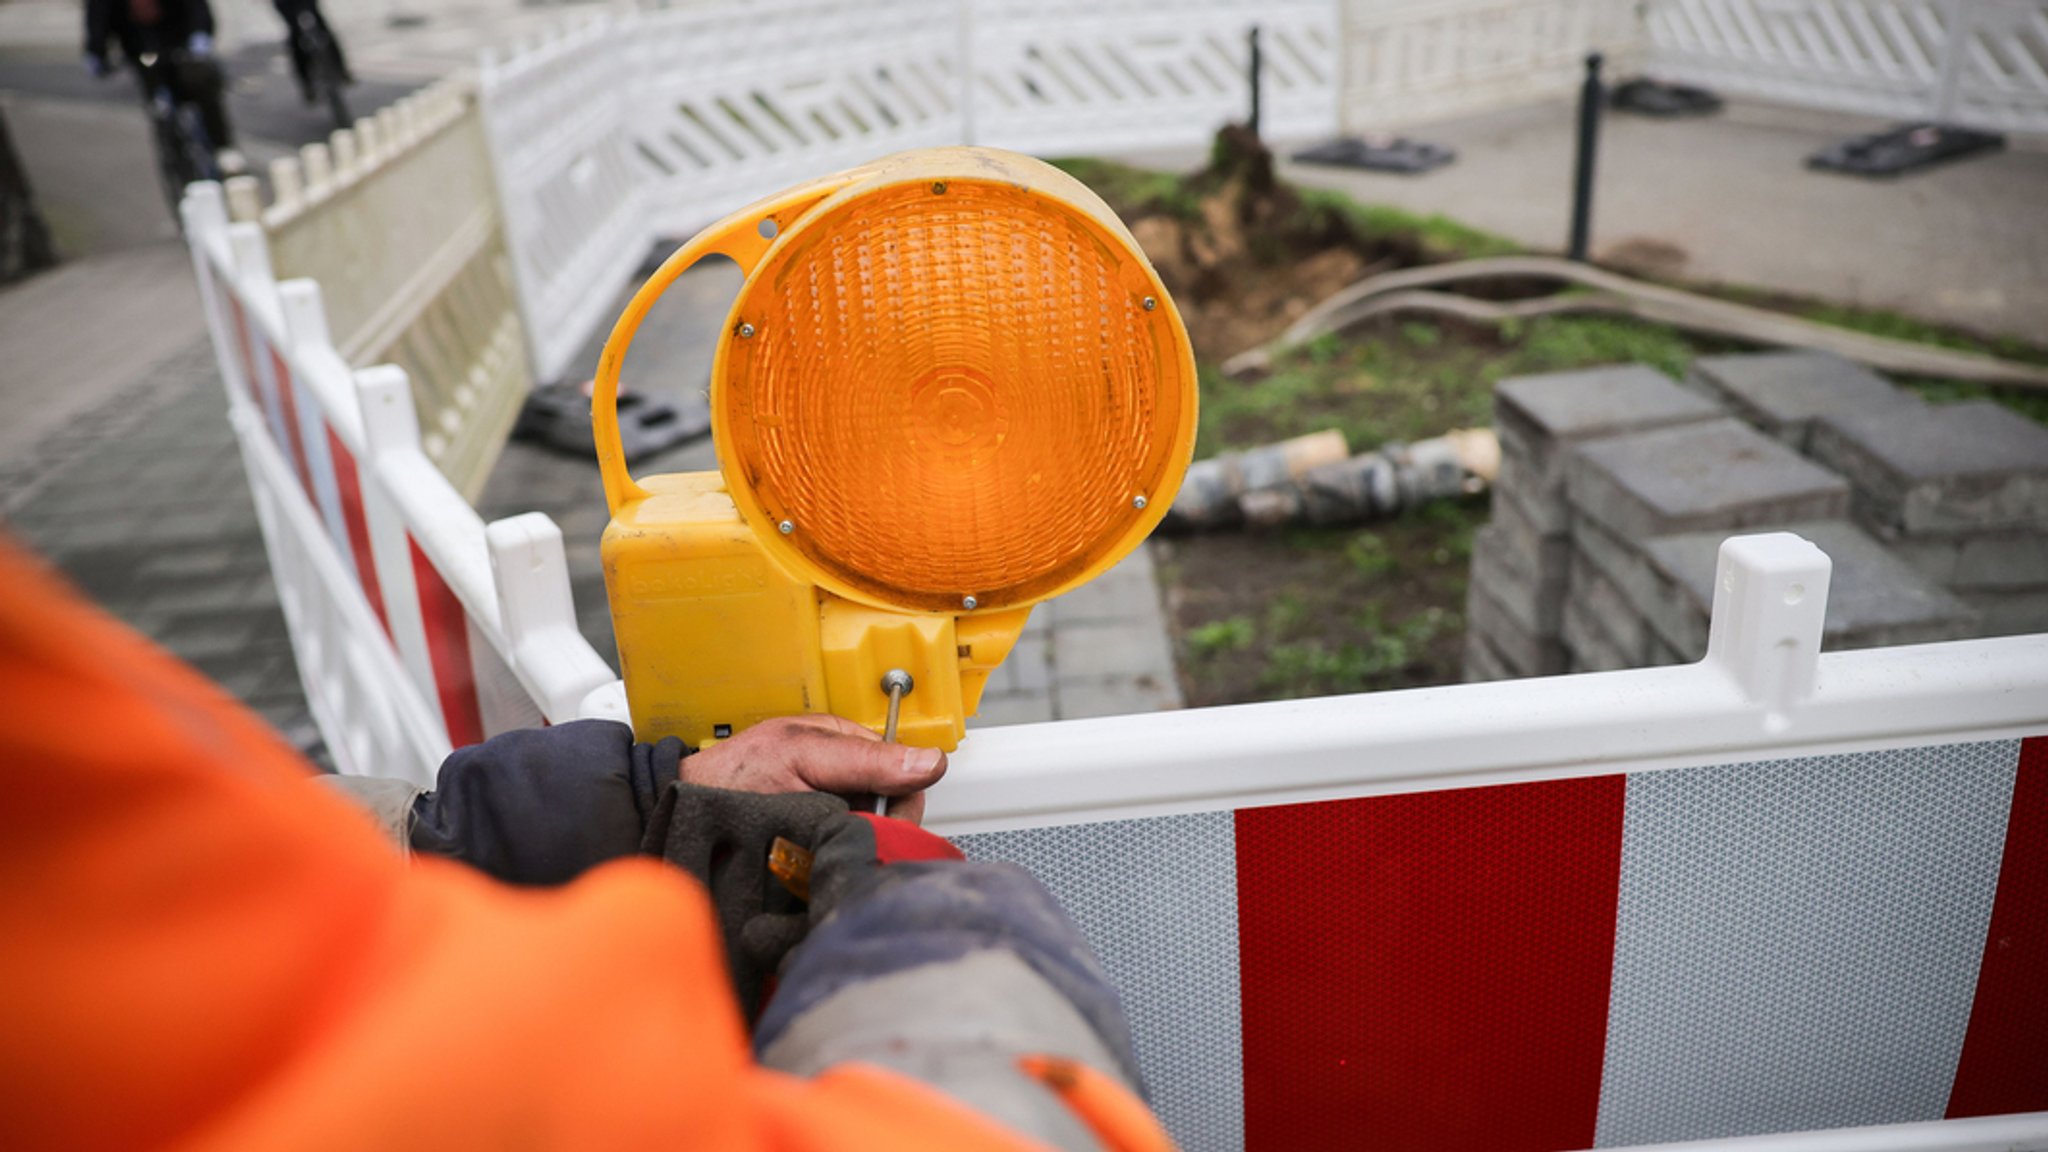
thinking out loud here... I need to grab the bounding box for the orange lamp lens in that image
[719,178,1192,614]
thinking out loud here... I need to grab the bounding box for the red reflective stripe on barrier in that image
[327,428,389,637]
[1235,776,1625,1152]
[408,536,484,749]
[226,296,257,402]
[267,347,316,496]
[1946,735,2048,1117]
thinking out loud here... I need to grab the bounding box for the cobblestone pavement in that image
[1,339,331,762]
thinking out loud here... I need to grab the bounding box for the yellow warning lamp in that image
[595,148,1197,752]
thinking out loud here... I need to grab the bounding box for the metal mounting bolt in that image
[931,181,948,195]
[1132,494,1148,510]
[961,595,978,611]
[777,519,794,535]
[738,322,756,338]
[1142,296,1157,311]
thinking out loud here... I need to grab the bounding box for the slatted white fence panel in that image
[969,0,1339,155]
[183,182,625,784]
[1337,0,1644,129]
[1644,0,2048,133]
[623,0,968,239]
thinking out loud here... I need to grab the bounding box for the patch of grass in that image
[1293,187,1520,262]
[1197,314,1720,458]
[1260,605,1456,696]
[1047,157,1205,222]
[1187,616,1256,658]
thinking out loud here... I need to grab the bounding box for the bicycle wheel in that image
[154,104,220,220]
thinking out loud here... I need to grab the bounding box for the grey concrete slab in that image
[1563,595,1636,674]
[1809,400,2048,537]
[1053,673,1180,721]
[1470,521,1566,636]
[1495,365,1725,531]
[1644,520,1979,655]
[1258,98,2048,343]
[1568,418,1851,540]
[1885,531,2048,591]
[1568,548,1658,663]
[1464,578,1568,677]
[1685,351,1921,452]
[1461,630,1516,683]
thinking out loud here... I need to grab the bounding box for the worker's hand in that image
[185,31,213,58]
[681,714,948,825]
[83,52,108,79]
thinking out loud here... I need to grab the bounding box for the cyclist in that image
[83,0,245,176]
[273,0,352,110]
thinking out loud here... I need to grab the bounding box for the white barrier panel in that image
[1644,0,2048,135]
[183,182,623,781]
[969,0,1339,155]
[232,77,532,498]
[935,537,2048,1152]
[478,15,648,389]
[1337,0,1645,130]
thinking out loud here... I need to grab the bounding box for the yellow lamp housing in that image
[595,147,1198,752]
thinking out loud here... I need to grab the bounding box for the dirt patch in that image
[1156,503,1483,705]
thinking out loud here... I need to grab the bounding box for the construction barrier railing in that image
[183,181,622,785]
[224,74,531,498]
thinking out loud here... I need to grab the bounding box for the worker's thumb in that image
[793,735,946,799]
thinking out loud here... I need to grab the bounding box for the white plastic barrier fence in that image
[477,0,1337,384]
[968,0,1339,156]
[1336,0,1645,129]
[226,76,532,499]
[1646,0,2048,136]
[935,535,2048,1152]
[183,181,624,784]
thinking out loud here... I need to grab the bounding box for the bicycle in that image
[134,50,224,217]
[281,1,352,130]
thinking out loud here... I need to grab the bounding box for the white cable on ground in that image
[1224,255,2048,390]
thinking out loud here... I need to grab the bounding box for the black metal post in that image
[1247,25,1262,139]
[1568,51,1604,263]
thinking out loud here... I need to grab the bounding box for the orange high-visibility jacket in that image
[0,540,1153,1151]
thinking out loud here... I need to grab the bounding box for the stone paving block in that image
[968,690,1055,728]
[1046,550,1164,626]
[1685,351,1919,450]
[1052,619,1178,682]
[1562,596,1636,673]
[1492,444,1572,536]
[1054,674,1181,720]
[1568,550,1657,662]
[1571,515,1671,636]
[1007,633,1052,694]
[1470,522,1566,636]
[1567,417,1851,540]
[1464,580,1569,676]
[1494,364,1725,516]
[1643,520,1979,655]
[1809,399,2048,537]
[1461,631,1517,683]
[1490,485,1574,577]
[1885,531,2048,591]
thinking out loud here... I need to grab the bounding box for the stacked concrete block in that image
[1685,351,1922,451]
[1463,351,2044,683]
[1809,399,2048,633]
[1465,365,1722,680]
[1561,418,1853,672]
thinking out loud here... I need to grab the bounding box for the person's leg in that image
[179,55,234,150]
